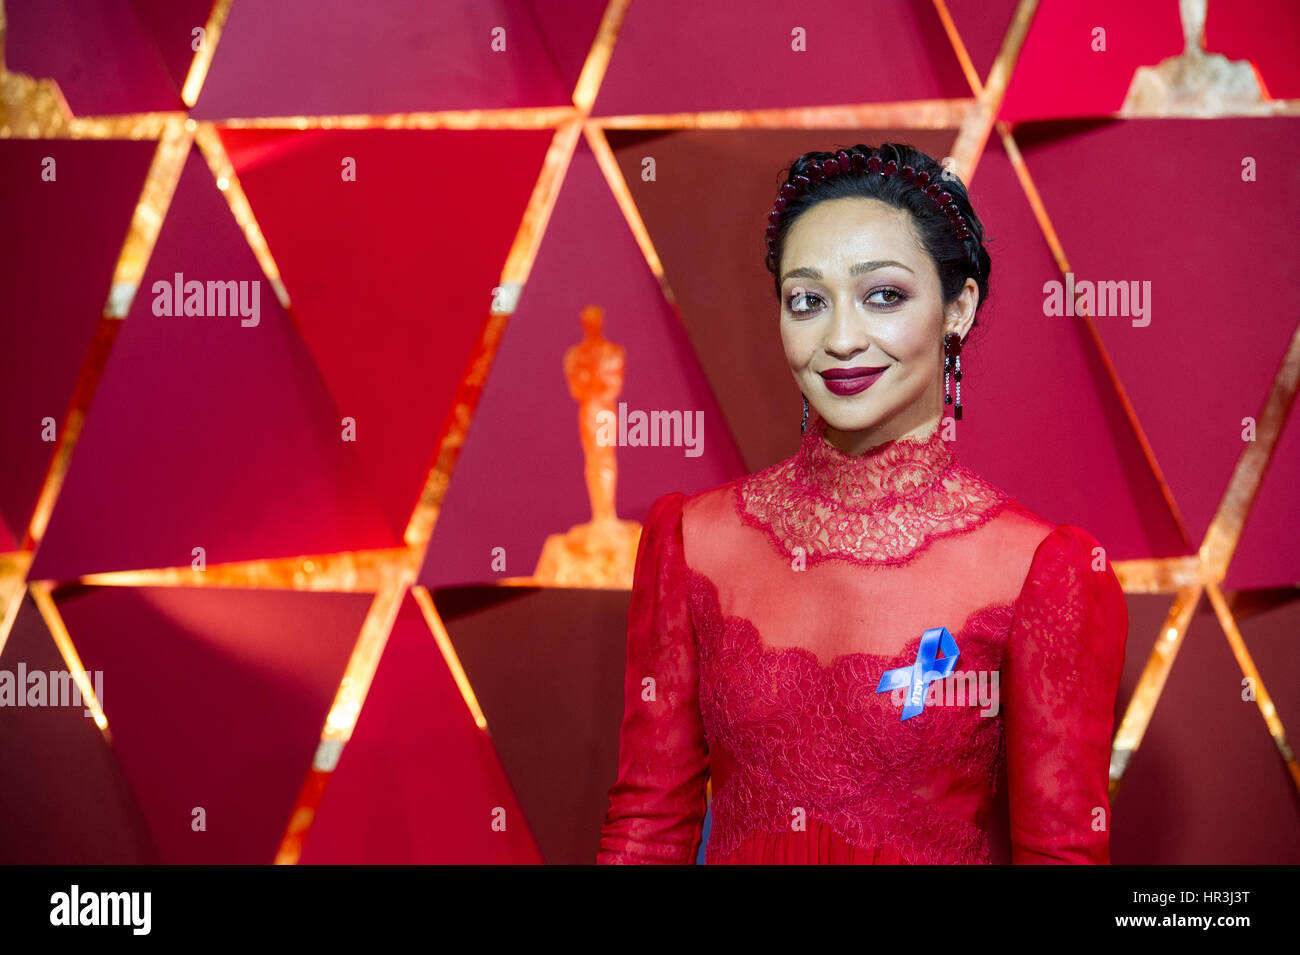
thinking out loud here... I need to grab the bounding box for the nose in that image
[823,294,872,359]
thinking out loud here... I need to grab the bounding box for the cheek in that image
[779,324,813,367]
[885,315,938,360]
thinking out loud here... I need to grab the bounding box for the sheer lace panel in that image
[688,486,1048,664]
[735,414,1015,568]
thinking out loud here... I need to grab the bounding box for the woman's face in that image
[778,197,977,454]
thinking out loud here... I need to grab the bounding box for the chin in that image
[810,403,885,434]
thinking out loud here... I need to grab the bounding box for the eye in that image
[870,287,907,306]
[788,289,824,313]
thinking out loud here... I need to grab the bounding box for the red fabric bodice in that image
[598,414,1128,865]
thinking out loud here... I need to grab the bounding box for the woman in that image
[597,142,1128,865]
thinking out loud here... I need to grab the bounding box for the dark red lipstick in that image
[819,365,889,396]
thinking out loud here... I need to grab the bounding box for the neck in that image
[797,412,955,505]
[733,407,1012,567]
[820,414,944,457]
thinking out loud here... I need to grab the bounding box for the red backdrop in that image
[1,0,1297,865]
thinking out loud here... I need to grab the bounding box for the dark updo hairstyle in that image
[764,142,992,335]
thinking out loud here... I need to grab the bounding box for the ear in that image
[944,277,979,340]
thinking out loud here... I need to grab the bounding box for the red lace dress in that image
[597,414,1128,865]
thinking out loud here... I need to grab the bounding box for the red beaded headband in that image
[765,147,971,262]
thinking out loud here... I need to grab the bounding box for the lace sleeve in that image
[1003,524,1128,864]
[597,491,710,864]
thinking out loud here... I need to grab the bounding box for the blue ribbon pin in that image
[875,627,959,720]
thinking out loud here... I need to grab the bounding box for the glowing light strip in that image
[0,553,33,660]
[1199,318,1300,576]
[573,0,631,112]
[105,117,195,317]
[0,111,187,141]
[1205,582,1300,791]
[192,121,290,308]
[58,113,182,139]
[492,575,628,591]
[983,0,1038,107]
[274,573,412,864]
[180,0,232,108]
[500,118,586,287]
[593,99,976,131]
[217,107,578,130]
[72,547,414,592]
[319,577,413,747]
[25,320,122,548]
[1109,585,1203,795]
[932,0,986,99]
[1111,556,1204,593]
[274,769,328,865]
[29,583,109,733]
[412,585,487,730]
[947,0,1037,180]
[584,122,671,300]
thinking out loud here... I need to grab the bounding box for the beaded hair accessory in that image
[765,147,971,263]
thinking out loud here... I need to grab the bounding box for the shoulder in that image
[640,475,747,531]
[1000,493,1115,581]
[952,459,1115,556]
[1008,511,1127,636]
[941,445,1130,657]
[1006,519,1129,673]
[944,463,1056,583]
[1020,523,1124,617]
[948,463,1121,595]
[1031,523,1114,567]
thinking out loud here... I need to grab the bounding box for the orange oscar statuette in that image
[532,305,642,587]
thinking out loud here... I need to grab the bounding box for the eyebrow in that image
[781,260,914,284]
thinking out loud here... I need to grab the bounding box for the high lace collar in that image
[733,413,1012,567]
[795,413,955,510]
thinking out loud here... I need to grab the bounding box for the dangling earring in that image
[801,394,809,434]
[944,333,963,421]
